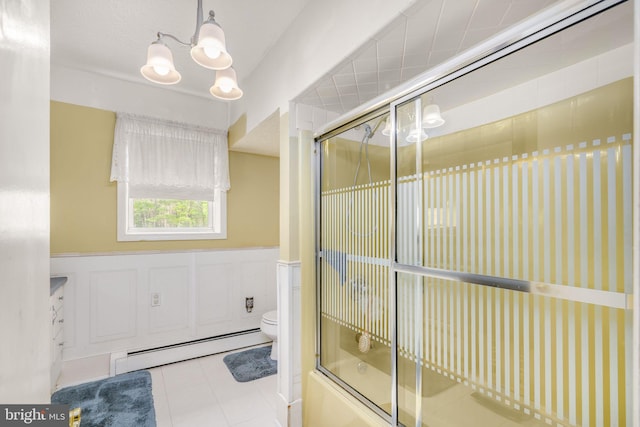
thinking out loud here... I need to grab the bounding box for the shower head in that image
[363,124,373,138]
[358,116,386,141]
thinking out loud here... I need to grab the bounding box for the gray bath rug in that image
[51,370,156,427]
[223,346,277,382]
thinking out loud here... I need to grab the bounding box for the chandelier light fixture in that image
[140,0,243,100]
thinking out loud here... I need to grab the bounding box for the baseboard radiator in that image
[110,329,271,375]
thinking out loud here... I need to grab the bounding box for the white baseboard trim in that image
[276,392,303,427]
[110,351,127,376]
[57,354,111,390]
[289,398,302,427]
[112,330,271,375]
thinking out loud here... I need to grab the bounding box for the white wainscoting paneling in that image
[197,263,234,326]
[89,270,137,343]
[51,248,278,362]
[149,266,190,334]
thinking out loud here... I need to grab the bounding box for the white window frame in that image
[116,182,227,241]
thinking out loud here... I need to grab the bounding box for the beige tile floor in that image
[57,345,278,427]
[150,345,278,427]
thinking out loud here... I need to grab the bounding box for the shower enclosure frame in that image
[313,0,636,425]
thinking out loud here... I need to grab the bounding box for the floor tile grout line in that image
[153,367,175,427]
[198,355,235,426]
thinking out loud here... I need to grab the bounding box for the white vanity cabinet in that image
[50,277,66,391]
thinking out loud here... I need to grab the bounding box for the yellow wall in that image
[304,372,389,427]
[50,101,279,254]
[412,78,633,175]
[322,137,390,191]
[279,114,299,262]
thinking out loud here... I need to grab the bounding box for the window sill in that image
[117,230,227,242]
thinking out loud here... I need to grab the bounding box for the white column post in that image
[276,261,302,427]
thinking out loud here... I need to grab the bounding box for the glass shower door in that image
[394,2,634,426]
[318,113,394,417]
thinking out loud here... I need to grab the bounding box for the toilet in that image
[260,310,278,360]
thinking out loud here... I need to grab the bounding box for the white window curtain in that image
[110,113,230,200]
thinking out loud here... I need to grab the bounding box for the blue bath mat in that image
[223,346,277,382]
[51,370,156,427]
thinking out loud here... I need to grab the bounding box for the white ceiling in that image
[56,0,631,156]
[51,0,566,113]
[293,0,563,115]
[51,0,311,98]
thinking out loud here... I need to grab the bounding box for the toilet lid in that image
[262,310,277,324]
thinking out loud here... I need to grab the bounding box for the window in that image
[116,183,226,241]
[111,114,229,241]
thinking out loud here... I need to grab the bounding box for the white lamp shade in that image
[140,41,181,85]
[422,104,445,128]
[406,128,428,143]
[210,67,243,100]
[191,21,233,70]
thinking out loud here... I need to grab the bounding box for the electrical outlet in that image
[151,292,161,307]
[245,297,254,313]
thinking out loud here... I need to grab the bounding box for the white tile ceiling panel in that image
[379,69,402,83]
[356,71,379,85]
[376,25,407,59]
[401,66,426,81]
[340,94,360,110]
[354,57,379,74]
[502,0,557,24]
[378,80,402,93]
[402,53,429,68]
[403,0,444,44]
[324,105,343,112]
[357,82,378,95]
[353,44,379,73]
[353,42,378,61]
[333,73,357,87]
[322,96,342,106]
[431,1,477,52]
[470,0,512,28]
[334,62,356,77]
[427,49,457,67]
[316,85,339,98]
[294,0,566,117]
[337,84,358,96]
[378,55,404,72]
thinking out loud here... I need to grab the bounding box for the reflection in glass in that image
[396,273,632,427]
[319,113,392,413]
[395,3,633,426]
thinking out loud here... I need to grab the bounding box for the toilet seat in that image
[262,310,277,325]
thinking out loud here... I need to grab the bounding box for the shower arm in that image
[370,116,386,137]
